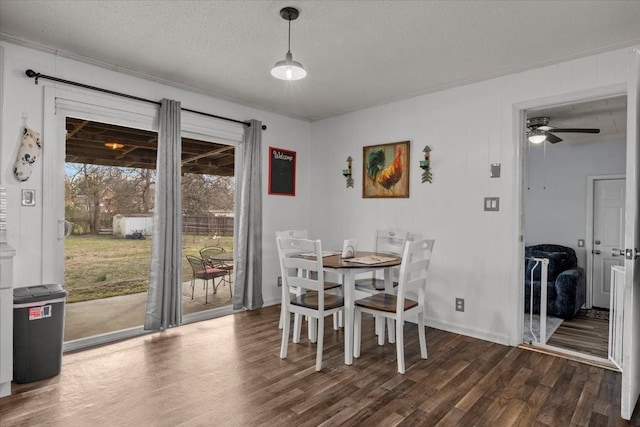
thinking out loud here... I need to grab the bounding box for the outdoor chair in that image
[200,245,234,289]
[200,246,232,269]
[186,255,230,304]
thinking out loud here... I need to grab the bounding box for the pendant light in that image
[271,7,306,81]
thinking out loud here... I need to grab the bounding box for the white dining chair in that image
[354,229,408,339]
[276,230,342,342]
[277,237,344,371]
[276,229,308,337]
[354,229,408,292]
[353,238,435,374]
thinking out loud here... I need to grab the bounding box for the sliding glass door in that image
[44,89,245,349]
[181,138,235,314]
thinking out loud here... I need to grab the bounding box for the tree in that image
[66,163,234,234]
[182,173,234,215]
[66,164,112,234]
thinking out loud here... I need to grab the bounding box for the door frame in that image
[42,86,159,284]
[585,174,626,309]
[514,82,627,347]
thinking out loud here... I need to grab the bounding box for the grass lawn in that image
[64,234,233,303]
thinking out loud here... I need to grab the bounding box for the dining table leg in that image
[344,269,355,365]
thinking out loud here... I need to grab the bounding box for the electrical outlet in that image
[277,276,282,287]
[455,298,465,312]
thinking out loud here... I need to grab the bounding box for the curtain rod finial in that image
[25,69,40,84]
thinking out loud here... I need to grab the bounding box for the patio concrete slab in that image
[64,279,232,342]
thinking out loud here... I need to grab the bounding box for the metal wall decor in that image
[420,145,432,183]
[343,156,354,188]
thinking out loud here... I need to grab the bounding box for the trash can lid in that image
[14,284,68,304]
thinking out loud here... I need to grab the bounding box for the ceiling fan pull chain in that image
[543,140,547,190]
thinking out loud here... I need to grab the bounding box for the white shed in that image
[112,214,154,237]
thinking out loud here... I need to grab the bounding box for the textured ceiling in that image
[1,1,640,122]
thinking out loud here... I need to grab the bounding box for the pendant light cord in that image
[288,16,292,53]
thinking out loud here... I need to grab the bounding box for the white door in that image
[621,47,640,421]
[592,178,626,308]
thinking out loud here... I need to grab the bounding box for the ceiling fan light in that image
[528,129,547,144]
[271,51,306,81]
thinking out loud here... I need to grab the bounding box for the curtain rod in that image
[25,69,267,130]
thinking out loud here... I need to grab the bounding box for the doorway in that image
[522,94,627,364]
[62,117,237,345]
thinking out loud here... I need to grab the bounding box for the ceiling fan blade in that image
[545,132,563,144]
[549,128,600,134]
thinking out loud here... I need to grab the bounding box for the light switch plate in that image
[484,197,499,211]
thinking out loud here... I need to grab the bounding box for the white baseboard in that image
[264,298,509,346]
[424,316,510,346]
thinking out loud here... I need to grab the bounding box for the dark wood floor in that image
[1,305,638,426]
[547,310,610,359]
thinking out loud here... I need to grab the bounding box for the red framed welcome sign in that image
[268,146,296,196]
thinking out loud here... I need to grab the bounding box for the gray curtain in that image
[144,99,182,330]
[233,119,263,310]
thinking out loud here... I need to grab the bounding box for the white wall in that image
[310,46,635,345]
[524,137,627,268]
[0,41,311,307]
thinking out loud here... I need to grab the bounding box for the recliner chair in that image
[524,244,586,320]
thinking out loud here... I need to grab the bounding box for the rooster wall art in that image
[363,141,410,198]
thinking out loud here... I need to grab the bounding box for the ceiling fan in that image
[526,116,600,144]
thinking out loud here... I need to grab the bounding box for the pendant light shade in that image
[271,7,306,81]
[271,52,306,80]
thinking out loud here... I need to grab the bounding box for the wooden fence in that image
[69,213,234,236]
[182,215,234,236]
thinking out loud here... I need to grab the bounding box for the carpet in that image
[523,314,563,344]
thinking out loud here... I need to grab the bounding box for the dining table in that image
[322,251,402,365]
